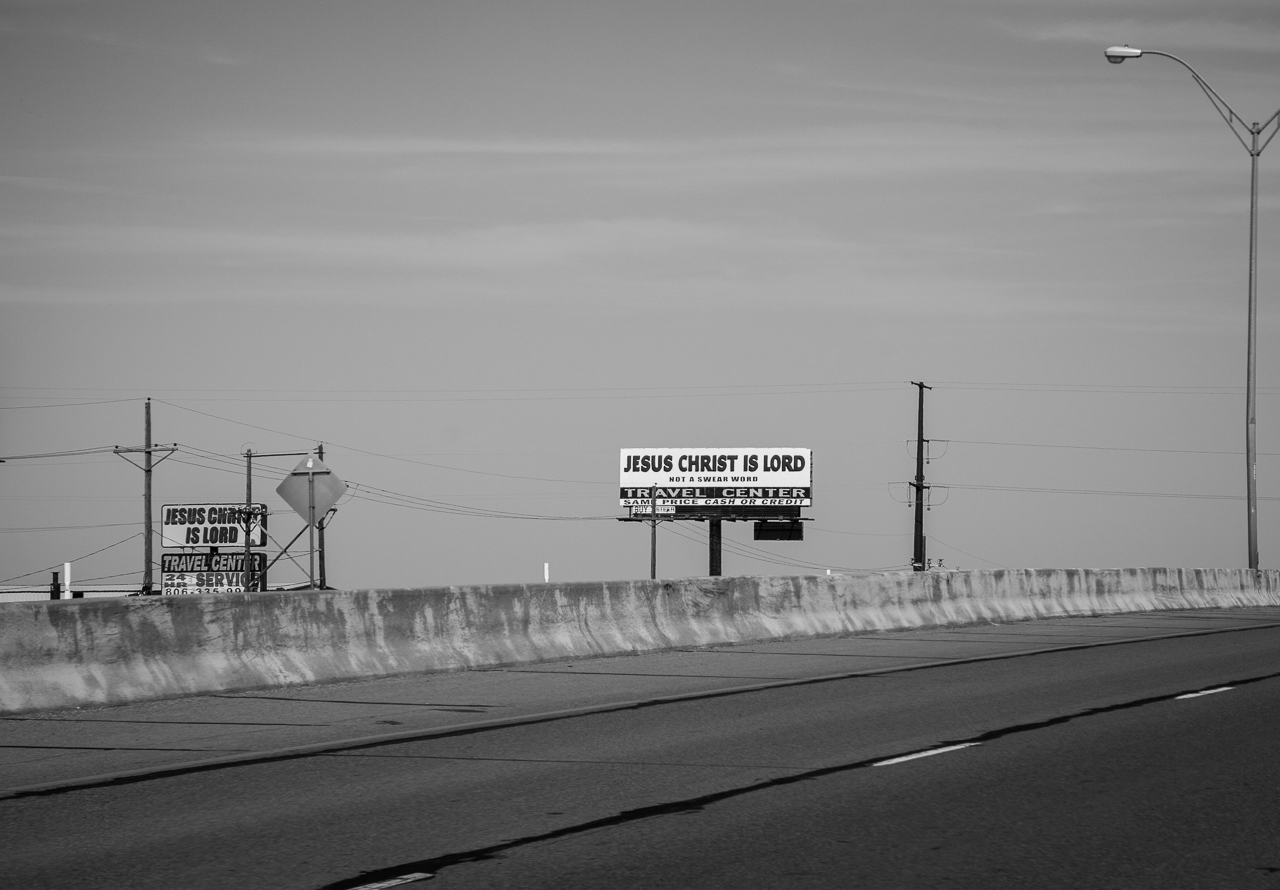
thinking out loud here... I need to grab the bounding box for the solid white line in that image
[872,743,979,767]
[1176,687,1233,700]
[346,873,434,889]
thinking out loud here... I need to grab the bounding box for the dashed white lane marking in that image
[347,873,434,889]
[1176,687,1234,700]
[872,743,979,767]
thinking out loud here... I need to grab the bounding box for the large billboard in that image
[619,448,812,514]
[161,503,267,548]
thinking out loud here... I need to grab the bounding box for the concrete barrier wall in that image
[2,568,1277,714]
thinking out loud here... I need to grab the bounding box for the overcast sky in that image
[3,0,1280,590]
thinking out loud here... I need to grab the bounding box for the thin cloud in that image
[0,218,740,270]
[0,21,242,64]
[0,174,117,195]
[231,135,659,158]
[215,126,1198,191]
[193,48,242,66]
[996,17,1280,53]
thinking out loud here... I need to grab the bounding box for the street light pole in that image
[1105,46,1280,570]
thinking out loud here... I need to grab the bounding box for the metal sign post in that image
[276,453,347,591]
[285,457,325,589]
[307,459,316,588]
[243,449,308,591]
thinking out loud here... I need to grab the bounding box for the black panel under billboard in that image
[675,506,803,520]
[754,520,804,541]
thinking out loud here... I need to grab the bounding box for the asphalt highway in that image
[3,608,1278,889]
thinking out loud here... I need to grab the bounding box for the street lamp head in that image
[1105,45,1143,64]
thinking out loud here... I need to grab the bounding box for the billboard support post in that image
[709,519,722,576]
[650,485,657,580]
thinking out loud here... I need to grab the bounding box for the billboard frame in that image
[618,448,813,577]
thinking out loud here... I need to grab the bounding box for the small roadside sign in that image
[630,504,676,517]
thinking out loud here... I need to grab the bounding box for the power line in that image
[27,389,906,404]
[924,534,1008,569]
[0,398,144,410]
[933,381,1280,394]
[1,381,905,397]
[155,402,603,485]
[809,526,911,539]
[0,446,128,460]
[0,533,143,585]
[57,436,1277,524]
[166,444,609,521]
[943,482,1279,500]
[0,522,143,533]
[15,379,1280,396]
[346,481,614,522]
[75,570,146,584]
[945,438,1280,457]
[661,522,895,574]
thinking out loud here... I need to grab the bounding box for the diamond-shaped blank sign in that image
[276,456,347,526]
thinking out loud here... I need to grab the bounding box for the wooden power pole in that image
[113,399,174,594]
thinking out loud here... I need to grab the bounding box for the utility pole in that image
[911,382,932,572]
[244,448,256,591]
[143,399,153,593]
[113,399,175,595]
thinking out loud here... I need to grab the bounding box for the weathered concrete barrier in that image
[1,568,1277,714]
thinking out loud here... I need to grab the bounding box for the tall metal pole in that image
[650,484,657,580]
[911,382,931,572]
[142,398,154,595]
[259,449,311,591]
[1105,47,1280,570]
[307,458,317,589]
[709,519,722,576]
[317,443,328,589]
[1246,126,1261,570]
